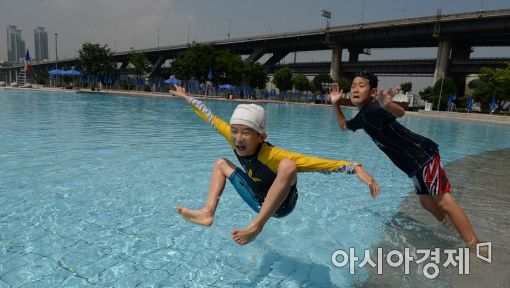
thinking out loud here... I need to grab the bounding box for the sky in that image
[1,0,509,92]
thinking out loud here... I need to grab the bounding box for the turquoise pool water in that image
[1,89,510,287]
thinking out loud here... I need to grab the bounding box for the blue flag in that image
[489,96,497,111]
[25,49,31,62]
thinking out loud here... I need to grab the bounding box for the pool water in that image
[1,89,509,287]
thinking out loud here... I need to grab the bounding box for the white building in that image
[34,26,48,61]
[7,25,25,63]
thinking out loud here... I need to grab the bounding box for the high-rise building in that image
[34,26,48,61]
[7,25,25,63]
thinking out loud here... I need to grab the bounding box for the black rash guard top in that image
[346,99,438,177]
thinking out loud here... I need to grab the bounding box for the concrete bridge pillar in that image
[433,38,451,85]
[265,50,289,66]
[246,47,267,63]
[348,48,362,62]
[329,44,342,81]
[451,44,473,97]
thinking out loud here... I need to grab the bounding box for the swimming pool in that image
[1,89,509,287]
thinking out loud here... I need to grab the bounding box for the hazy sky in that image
[1,0,509,91]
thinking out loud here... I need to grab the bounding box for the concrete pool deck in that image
[363,148,510,287]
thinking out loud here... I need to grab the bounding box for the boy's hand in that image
[354,166,380,199]
[169,85,188,99]
[330,82,344,105]
[377,87,399,108]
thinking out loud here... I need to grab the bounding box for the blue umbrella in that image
[489,96,497,111]
[49,69,64,75]
[63,70,82,76]
[467,96,473,110]
[164,77,182,86]
[219,84,235,90]
[207,68,213,80]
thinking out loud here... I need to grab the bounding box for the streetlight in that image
[157,24,160,49]
[54,33,58,70]
[361,0,366,22]
[187,25,191,44]
[321,9,331,30]
[54,33,58,87]
[227,17,232,39]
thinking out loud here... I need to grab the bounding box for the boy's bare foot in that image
[231,223,262,245]
[176,206,213,227]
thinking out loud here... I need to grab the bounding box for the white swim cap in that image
[230,104,266,134]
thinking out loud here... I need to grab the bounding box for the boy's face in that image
[229,124,266,156]
[350,77,377,108]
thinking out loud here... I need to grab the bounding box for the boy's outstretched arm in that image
[353,166,380,198]
[169,85,189,100]
[377,87,405,117]
[330,83,348,130]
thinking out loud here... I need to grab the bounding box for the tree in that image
[473,63,510,112]
[170,45,217,82]
[245,62,268,89]
[272,67,293,93]
[337,77,351,93]
[78,42,115,90]
[129,52,152,77]
[214,49,245,85]
[292,74,311,92]
[418,77,457,110]
[311,74,332,94]
[400,82,412,93]
[170,45,248,86]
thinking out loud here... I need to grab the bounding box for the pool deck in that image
[363,148,510,287]
[3,86,510,126]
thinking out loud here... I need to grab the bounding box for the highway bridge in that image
[1,8,509,93]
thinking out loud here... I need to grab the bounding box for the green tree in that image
[311,74,332,94]
[272,67,293,93]
[292,74,311,92]
[129,52,152,77]
[170,45,217,82]
[474,63,510,112]
[400,82,412,93]
[245,62,268,89]
[170,45,248,86]
[337,77,351,93]
[418,77,457,110]
[214,49,245,85]
[35,73,47,85]
[78,42,115,90]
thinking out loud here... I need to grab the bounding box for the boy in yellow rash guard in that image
[170,86,379,245]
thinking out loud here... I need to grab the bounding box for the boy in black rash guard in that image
[330,71,481,247]
[170,85,379,245]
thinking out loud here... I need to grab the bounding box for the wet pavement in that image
[363,148,510,287]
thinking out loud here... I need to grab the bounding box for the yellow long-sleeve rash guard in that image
[185,96,360,192]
